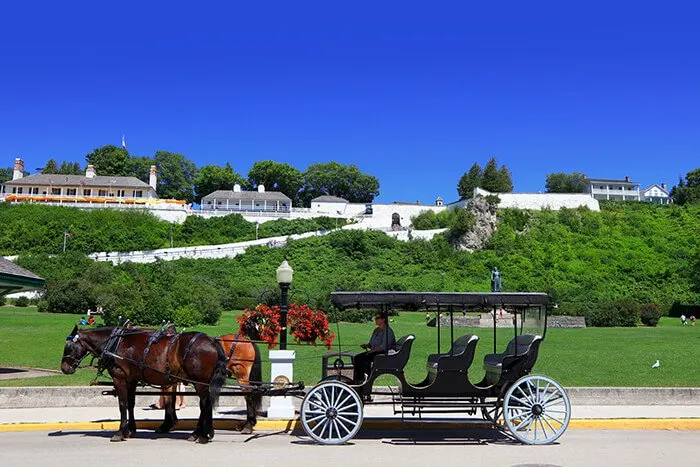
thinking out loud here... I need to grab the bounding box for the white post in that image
[267,349,296,419]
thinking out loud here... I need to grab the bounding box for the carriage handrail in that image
[330,291,549,310]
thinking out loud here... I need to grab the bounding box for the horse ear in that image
[71,324,78,336]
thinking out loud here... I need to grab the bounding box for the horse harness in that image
[225,333,241,364]
[164,332,205,384]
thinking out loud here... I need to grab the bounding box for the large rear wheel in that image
[300,381,363,445]
[503,375,570,445]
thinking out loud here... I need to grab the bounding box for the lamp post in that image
[276,259,293,350]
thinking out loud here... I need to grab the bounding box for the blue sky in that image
[1,1,698,203]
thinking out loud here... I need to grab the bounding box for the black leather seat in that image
[426,334,479,370]
[483,334,541,383]
[373,334,415,372]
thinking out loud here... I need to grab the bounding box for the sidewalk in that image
[2,404,700,432]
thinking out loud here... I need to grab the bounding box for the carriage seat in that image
[426,334,479,370]
[372,334,415,372]
[483,334,541,381]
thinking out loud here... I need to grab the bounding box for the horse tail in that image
[209,339,228,407]
[243,340,262,413]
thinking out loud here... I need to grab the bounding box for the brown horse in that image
[216,332,262,434]
[61,325,228,444]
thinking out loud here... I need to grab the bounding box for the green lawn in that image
[1,306,698,387]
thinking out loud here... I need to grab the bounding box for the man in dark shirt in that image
[353,311,396,384]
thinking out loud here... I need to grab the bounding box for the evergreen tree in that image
[42,159,59,174]
[481,157,513,192]
[457,163,483,199]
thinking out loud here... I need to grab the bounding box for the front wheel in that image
[300,381,363,445]
[503,375,571,445]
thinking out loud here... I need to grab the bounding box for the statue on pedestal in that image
[491,267,502,292]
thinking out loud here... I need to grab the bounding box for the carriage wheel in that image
[301,381,363,445]
[503,375,571,445]
[480,397,504,425]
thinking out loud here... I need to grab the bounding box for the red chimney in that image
[661,183,667,191]
[625,176,630,182]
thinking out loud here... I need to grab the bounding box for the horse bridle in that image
[63,333,101,369]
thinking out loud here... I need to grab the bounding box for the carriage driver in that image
[353,311,397,384]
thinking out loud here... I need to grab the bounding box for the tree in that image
[670,168,700,205]
[0,167,11,184]
[546,172,587,193]
[58,161,82,175]
[85,145,132,177]
[131,156,155,183]
[457,163,483,199]
[194,163,246,203]
[42,159,59,174]
[153,151,198,202]
[247,160,303,202]
[300,162,379,206]
[481,158,513,192]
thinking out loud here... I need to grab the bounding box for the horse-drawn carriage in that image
[61,290,569,446]
[298,291,571,445]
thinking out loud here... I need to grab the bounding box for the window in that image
[17,187,23,194]
[134,190,142,198]
[83,189,91,196]
[98,190,107,197]
[116,189,126,197]
[32,187,39,194]
[66,189,77,196]
[51,188,61,195]
[11,187,17,194]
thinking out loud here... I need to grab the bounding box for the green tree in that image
[42,159,59,174]
[85,145,132,177]
[670,168,700,205]
[131,156,155,182]
[457,163,483,199]
[194,163,246,203]
[0,167,11,184]
[58,161,82,175]
[481,157,513,192]
[153,151,198,202]
[546,172,587,193]
[247,160,303,202]
[300,162,379,206]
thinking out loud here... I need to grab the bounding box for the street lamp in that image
[276,259,293,350]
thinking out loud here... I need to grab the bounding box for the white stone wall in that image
[456,188,600,211]
[311,201,350,215]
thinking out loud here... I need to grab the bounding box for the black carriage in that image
[299,291,571,445]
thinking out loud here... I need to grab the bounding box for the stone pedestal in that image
[267,349,296,419]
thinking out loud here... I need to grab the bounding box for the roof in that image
[586,178,639,186]
[202,190,292,202]
[3,174,152,189]
[331,291,549,310]
[0,257,45,295]
[641,184,669,195]
[311,195,348,203]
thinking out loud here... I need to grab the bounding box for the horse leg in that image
[241,394,257,434]
[193,385,213,444]
[156,386,178,434]
[111,380,130,442]
[187,393,206,442]
[125,381,138,438]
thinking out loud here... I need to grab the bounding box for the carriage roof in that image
[330,291,549,310]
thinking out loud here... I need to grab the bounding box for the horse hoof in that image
[155,426,170,434]
[110,434,125,442]
[195,436,209,444]
[124,430,134,439]
[241,425,253,435]
[187,433,198,442]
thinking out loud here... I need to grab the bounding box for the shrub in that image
[0,296,6,306]
[42,279,97,314]
[586,300,640,327]
[555,302,587,316]
[14,296,30,307]
[234,296,261,310]
[173,305,203,327]
[640,303,661,327]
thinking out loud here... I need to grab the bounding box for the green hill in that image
[15,202,700,325]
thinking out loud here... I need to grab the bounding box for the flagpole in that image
[63,231,67,253]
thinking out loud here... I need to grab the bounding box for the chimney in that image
[257,184,265,193]
[661,183,667,191]
[85,165,96,179]
[12,158,24,180]
[149,165,157,190]
[233,183,241,192]
[436,196,443,206]
[625,176,630,182]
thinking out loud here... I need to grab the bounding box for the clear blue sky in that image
[2,1,698,203]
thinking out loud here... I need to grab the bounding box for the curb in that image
[2,418,699,433]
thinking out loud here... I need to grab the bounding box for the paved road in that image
[1,429,698,467]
